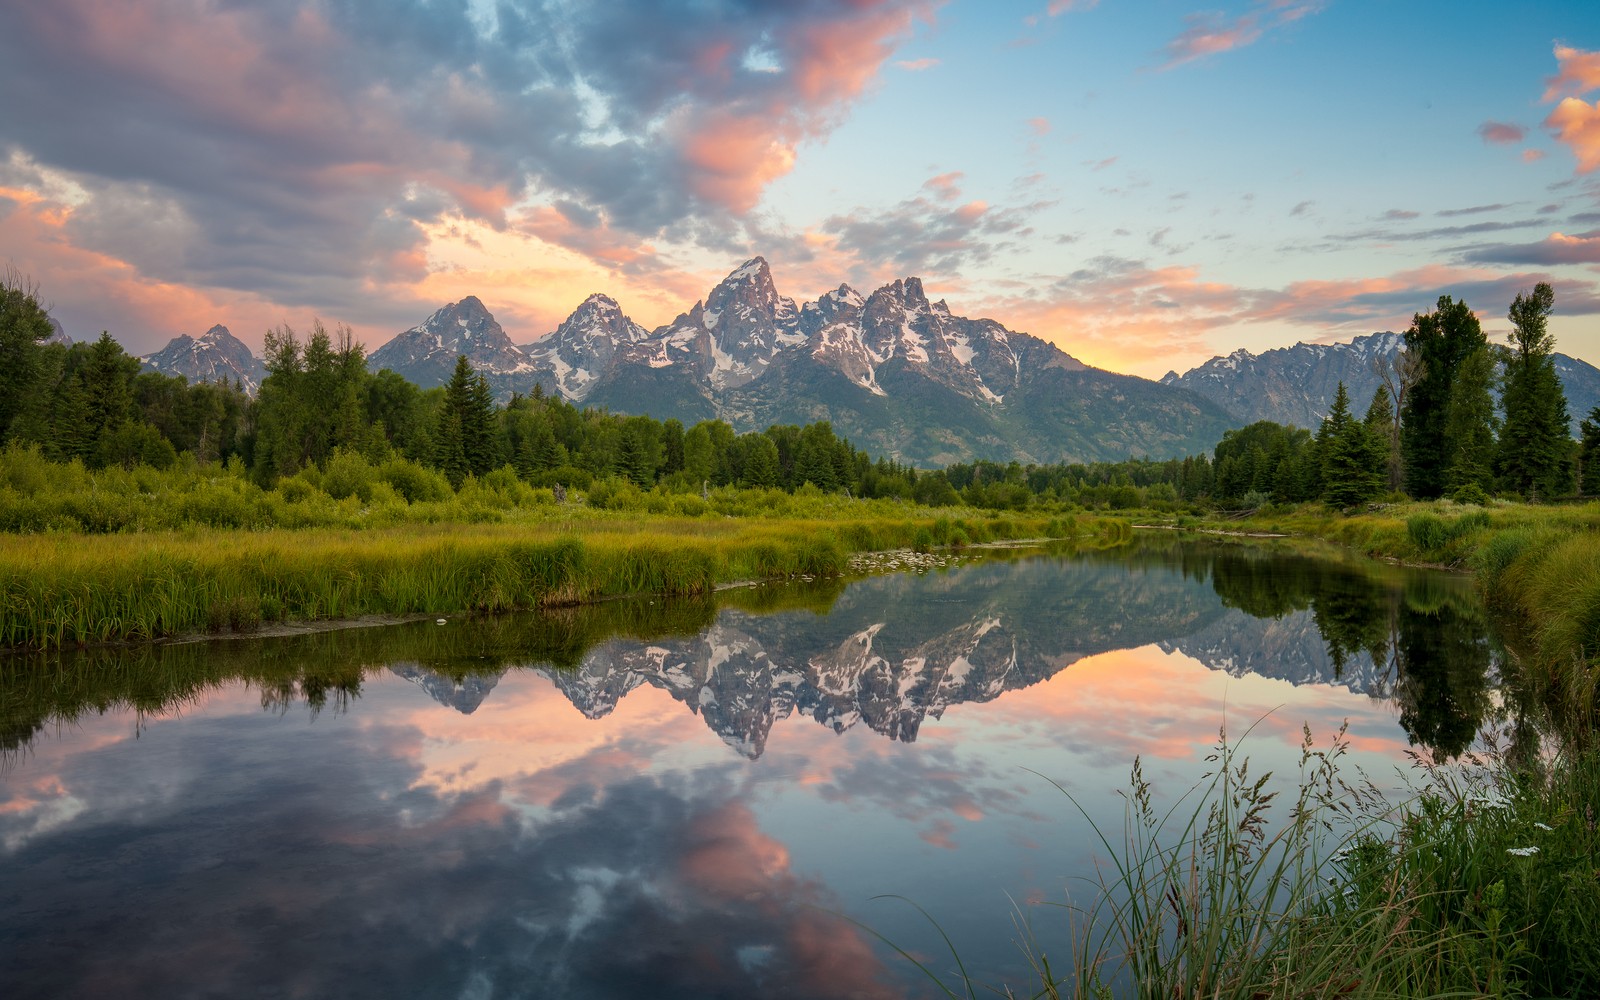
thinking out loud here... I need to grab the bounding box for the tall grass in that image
[1017,724,1600,999]
[0,513,1110,649]
[1199,500,1600,736]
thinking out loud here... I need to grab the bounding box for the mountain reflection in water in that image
[0,537,1503,1000]
[3,537,1498,762]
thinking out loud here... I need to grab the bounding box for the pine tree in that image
[1496,282,1572,500]
[0,267,55,444]
[1362,384,1400,496]
[1441,347,1498,498]
[1317,382,1385,507]
[1401,295,1486,498]
[1579,406,1600,498]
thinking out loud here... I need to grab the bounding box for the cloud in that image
[893,57,940,70]
[1381,209,1420,221]
[1155,1,1322,71]
[0,0,935,341]
[1541,46,1600,174]
[1047,0,1100,13]
[1542,44,1600,101]
[1027,117,1052,136]
[1460,230,1600,266]
[1545,95,1600,173]
[816,176,1052,278]
[0,714,909,1000]
[1290,200,1314,217]
[1478,120,1527,145]
[1437,203,1509,217]
[1523,148,1547,163]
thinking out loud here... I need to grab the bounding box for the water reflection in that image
[2,538,1499,761]
[0,538,1506,999]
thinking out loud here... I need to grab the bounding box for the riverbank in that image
[0,510,1129,649]
[1186,499,1599,733]
[1040,500,1600,999]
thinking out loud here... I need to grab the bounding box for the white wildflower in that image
[1506,846,1539,857]
[1533,822,1554,832]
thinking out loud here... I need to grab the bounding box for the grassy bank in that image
[1185,500,1600,733]
[0,510,1128,649]
[1038,724,1600,1000]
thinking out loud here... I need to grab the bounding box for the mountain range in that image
[388,550,1413,760]
[125,256,1600,464]
[139,323,268,395]
[365,258,1237,465]
[1162,331,1600,435]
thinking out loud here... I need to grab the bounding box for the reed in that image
[1020,724,1600,1000]
[0,512,1100,649]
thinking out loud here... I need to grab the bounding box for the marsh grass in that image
[947,722,1600,999]
[1200,500,1600,736]
[0,512,1111,648]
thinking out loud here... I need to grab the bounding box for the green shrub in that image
[1407,512,1448,551]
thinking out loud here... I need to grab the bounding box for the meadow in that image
[0,444,1116,648]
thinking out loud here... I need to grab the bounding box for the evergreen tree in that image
[1580,406,1600,498]
[1316,382,1385,507]
[1441,346,1498,498]
[739,434,781,488]
[1496,282,1572,500]
[1362,383,1400,496]
[1401,295,1485,498]
[436,355,496,486]
[0,268,55,444]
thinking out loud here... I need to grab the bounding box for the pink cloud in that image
[1027,116,1052,136]
[1156,1,1323,70]
[1048,0,1099,13]
[1542,44,1600,101]
[1477,120,1526,145]
[1545,95,1600,173]
[893,57,940,70]
[921,171,965,201]
[1523,148,1546,163]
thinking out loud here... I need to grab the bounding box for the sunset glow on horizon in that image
[2,0,1597,377]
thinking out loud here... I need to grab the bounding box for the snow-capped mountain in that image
[141,324,267,394]
[46,316,72,347]
[367,295,535,398]
[375,547,1434,759]
[563,257,1234,465]
[519,293,650,400]
[1165,332,1600,434]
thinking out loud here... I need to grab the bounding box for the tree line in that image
[933,283,1598,510]
[0,275,922,499]
[2,269,1596,510]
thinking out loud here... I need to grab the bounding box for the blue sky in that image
[1,0,1596,376]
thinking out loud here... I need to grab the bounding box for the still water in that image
[0,537,1500,998]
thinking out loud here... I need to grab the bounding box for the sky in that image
[1,0,1598,378]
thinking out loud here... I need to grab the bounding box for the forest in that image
[2,271,1596,528]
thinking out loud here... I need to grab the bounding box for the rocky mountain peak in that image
[141,323,266,394]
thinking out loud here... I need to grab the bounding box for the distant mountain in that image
[1165,333,1600,435]
[46,316,72,347]
[505,258,1236,465]
[401,549,1417,759]
[367,295,536,399]
[141,324,267,394]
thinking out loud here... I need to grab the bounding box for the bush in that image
[1407,512,1449,552]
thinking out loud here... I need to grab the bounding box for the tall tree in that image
[1401,295,1486,499]
[0,268,56,444]
[1370,349,1421,492]
[1316,382,1385,507]
[1496,282,1572,500]
[1579,405,1600,498]
[1441,346,1498,497]
[435,355,497,485]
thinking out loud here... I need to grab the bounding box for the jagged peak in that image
[723,256,770,284]
[199,323,233,341]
